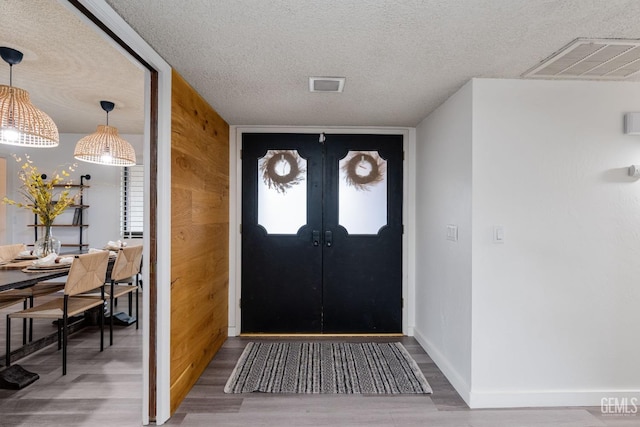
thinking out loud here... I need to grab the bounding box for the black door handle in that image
[325,230,332,247]
[312,230,320,247]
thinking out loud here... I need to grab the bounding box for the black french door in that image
[241,133,402,333]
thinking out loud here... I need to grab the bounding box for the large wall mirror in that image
[0,0,148,423]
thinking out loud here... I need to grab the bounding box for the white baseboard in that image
[413,329,640,409]
[470,390,640,409]
[412,327,471,406]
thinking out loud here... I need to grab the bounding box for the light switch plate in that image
[446,224,458,242]
[493,225,505,243]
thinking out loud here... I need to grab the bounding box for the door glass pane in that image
[258,150,307,234]
[339,150,387,234]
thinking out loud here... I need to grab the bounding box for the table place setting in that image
[88,239,127,258]
[104,240,127,251]
[104,239,127,251]
[12,250,39,261]
[89,247,117,258]
[0,259,39,270]
[21,253,74,273]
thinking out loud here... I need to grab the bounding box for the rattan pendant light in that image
[74,100,136,166]
[0,47,59,147]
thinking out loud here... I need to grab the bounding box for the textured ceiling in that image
[0,0,144,134]
[105,0,640,127]
[3,1,640,132]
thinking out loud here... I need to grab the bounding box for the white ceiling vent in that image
[523,38,640,80]
[309,77,345,93]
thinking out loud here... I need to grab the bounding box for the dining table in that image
[0,254,115,291]
[0,262,72,292]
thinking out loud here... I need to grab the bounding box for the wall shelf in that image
[28,224,89,228]
[31,175,91,253]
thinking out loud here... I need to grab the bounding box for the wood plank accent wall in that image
[170,70,229,414]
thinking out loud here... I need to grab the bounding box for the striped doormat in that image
[224,342,432,394]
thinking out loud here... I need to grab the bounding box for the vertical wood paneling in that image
[170,70,229,414]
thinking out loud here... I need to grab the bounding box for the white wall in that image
[470,78,640,407]
[415,77,640,408]
[414,81,473,403]
[1,132,143,252]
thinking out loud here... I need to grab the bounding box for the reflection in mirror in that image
[258,150,307,234]
[339,150,387,234]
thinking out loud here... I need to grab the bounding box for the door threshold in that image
[240,333,404,337]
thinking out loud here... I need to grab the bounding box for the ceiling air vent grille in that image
[309,77,345,93]
[523,38,640,80]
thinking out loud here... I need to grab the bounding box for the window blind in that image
[121,165,144,238]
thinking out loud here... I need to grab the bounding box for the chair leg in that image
[62,298,68,376]
[22,300,27,345]
[110,280,115,346]
[135,287,139,330]
[29,296,34,342]
[100,298,104,352]
[6,314,11,367]
[128,290,133,316]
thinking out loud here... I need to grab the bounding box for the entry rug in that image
[224,342,432,394]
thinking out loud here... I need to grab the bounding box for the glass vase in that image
[34,224,61,257]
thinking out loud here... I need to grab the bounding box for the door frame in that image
[230,126,417,337]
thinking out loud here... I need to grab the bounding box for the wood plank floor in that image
[0,296,142,426]
[168,336,629,427]
[0,301,633,426]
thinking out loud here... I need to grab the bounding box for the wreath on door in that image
[342,151,385,191]
[260,150,306,194]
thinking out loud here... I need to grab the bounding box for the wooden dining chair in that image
[5,251,109,375]
[0,244,34,344]
[106,245,142,345]
[0,243,26,263]
[0,244,66,342]
[0,296,29,345]
[77,245,142,346]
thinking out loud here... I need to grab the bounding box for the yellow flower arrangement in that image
[2,154,78,227]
